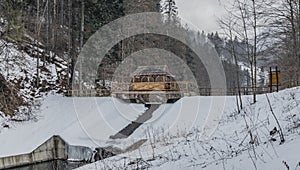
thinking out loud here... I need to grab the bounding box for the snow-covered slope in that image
[0,96,146,157]
[0,94,225,157]
[75,87,300,170]
[0,37,67,118]
[0,80,299,169]
[0,39,60,97]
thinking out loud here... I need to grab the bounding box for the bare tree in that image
[267,0,300,84]
[67,0,72,87]
[36,0,40,87]
[221,0,269,103]
[236,0,258,103]
[219,13,243,111]
[251,0,258,103]
[51,0,57,61]
[79,0,85,93]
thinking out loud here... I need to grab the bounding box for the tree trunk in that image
[79,0,84,93]
[52,0,57,61]
[67,0,72,88]
[36,0,40,88]
[231,29,243,110]
[238,1,254,103]
[45,0,50,63]
[69,0,79,88]
[252,0,257,103]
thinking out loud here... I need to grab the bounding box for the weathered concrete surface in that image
[5,159,85,170]
[0,135,93,170]
[0,136,67,170]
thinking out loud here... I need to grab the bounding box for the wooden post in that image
[276,66,279,92]
[186,82,189,93]
[269,67,272,92]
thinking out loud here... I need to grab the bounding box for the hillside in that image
[0,36,67,119]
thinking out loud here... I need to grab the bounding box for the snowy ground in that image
[75,87,300,170]
[0,87,299,169]
[0,94,225,157]
[0,95,146,157]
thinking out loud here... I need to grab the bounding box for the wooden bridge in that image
[66,80,300,97]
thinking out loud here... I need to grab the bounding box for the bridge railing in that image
[65,80,300,97]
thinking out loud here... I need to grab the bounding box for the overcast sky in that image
[176,0,228,33]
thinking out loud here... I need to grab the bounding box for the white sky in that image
[176,0,228,33]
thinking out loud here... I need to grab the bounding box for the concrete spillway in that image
[110,104,160,139]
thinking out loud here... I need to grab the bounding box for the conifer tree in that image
[161,0,179,23]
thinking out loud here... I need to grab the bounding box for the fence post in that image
[276,66,279,92]
[270,67,272,92]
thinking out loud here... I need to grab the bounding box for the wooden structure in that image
[66,80,300,97]
[269,66,281,92]
[112,65,191,103]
